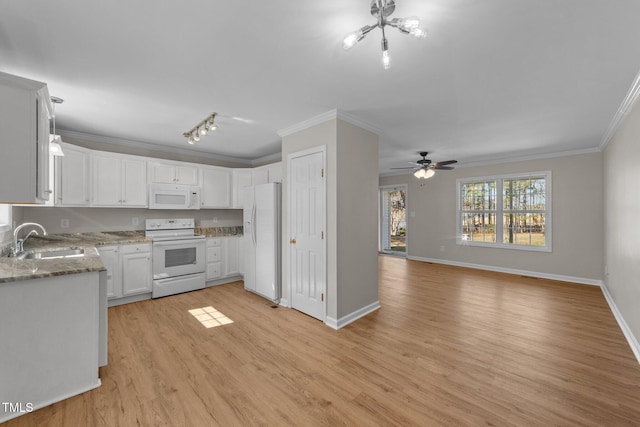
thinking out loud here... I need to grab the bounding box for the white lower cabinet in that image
[206,238,223,280]
[206,236,242,283]
[98,246,120,299]
[121,244,152,296]
[99,243,152,302]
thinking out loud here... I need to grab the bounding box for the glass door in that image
[379,185,407,256]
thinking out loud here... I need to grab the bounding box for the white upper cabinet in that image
[252,162,282,186]
[266,162,282,183]
[0,72,52,204]
[92,152,147,207]
[232,169,253,208]
[55,143,91,206]
[149,161,199,186]
[200,166,231,208]
[252,166,269,186]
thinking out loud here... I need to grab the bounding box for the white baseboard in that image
[600,285,640,365]
[279,297,290,308]
[407,256,603,287]
[325,301,381,330]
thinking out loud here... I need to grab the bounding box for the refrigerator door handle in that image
[252,203,257,247]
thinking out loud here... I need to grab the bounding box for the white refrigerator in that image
[242,182,281,303]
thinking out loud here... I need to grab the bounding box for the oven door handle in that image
[152,240,203,247]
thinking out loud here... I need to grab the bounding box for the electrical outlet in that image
[132,217,139,226]
[60,219,70,228]
[212,217,218,223]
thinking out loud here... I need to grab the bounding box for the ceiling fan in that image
[391,152,458,179]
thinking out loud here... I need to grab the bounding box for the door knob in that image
[289,238,296,244]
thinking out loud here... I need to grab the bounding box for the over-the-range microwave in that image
[148,184,201,210]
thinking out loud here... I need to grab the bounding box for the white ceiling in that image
[2,0,640,172]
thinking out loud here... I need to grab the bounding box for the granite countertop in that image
[0,231,150,284]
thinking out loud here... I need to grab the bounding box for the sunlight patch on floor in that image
[188,306,234,328]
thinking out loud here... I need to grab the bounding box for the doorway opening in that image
[380,185,407,256]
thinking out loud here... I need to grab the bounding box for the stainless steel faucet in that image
[11,222,47,257]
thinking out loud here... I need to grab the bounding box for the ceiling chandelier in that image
[183,112,217,145]
[342,0,427,69]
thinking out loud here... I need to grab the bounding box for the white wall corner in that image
[325,301,381,330]
[601,284,640,365]
[599,68,640,151]
[277,109,338,138]
[277,109,382,138]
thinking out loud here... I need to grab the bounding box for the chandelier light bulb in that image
[343,31,361,50]
[187,135,195,145]
[194,132,201,142]
[398,16,420,31]
[200,126,208,136]
[425,169,436,179]
[414,168,426,179]
[410,27,428,39]
[209,123,218,131]
[382,49,391,69]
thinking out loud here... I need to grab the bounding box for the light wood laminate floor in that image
[7,256,640,426]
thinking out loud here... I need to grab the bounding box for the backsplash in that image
[196,226,243,237]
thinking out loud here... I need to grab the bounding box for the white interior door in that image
[289,148,326,320]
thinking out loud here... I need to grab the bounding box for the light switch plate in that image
[60,218,70,228]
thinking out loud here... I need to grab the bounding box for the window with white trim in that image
[0,205,11,233]
[457,171,551,251]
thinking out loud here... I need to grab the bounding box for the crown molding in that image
[378,146,602,177]
[57,129,253,165]
[277,108,381,138]
[599,68,640,151]
[457,147,602,169]
[250,151,282,167]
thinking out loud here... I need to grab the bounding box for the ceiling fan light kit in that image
[183,112,217,145]
[391,151,458,180]
[343,0,428,69]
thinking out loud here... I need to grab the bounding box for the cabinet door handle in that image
[289,238,296,244]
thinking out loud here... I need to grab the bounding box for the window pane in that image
[503,177,545,211]
[461,181,496,211]
[461,213,496,243]
[503,213,546,246]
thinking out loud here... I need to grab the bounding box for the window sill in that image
[456,239,551,252]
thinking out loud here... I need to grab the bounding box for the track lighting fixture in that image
[343,0,427,69]
[183,112,217,145]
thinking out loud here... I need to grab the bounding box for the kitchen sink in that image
[18,247,85,260]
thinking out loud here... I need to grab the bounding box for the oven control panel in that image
[145,218,195,230]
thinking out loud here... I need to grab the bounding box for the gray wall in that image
[604,97,640,349]
[380,151,603,283]
[336,120,379,318]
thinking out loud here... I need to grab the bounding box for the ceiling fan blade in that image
[431,160,457,167]
[434,166,455,170]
